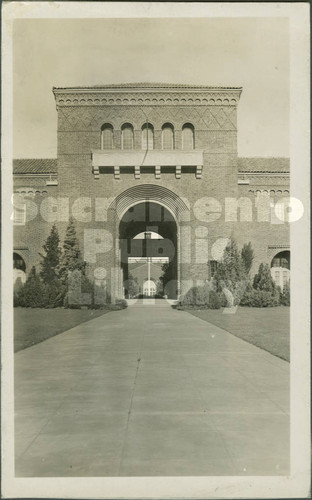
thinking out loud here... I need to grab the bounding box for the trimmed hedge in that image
[180,285,221,309]
[280,281,290,306]
[240,289,280,307]
[15,268,128,311]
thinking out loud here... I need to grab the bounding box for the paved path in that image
[15,300,289,477]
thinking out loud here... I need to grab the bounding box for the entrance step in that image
[126,298,177,308]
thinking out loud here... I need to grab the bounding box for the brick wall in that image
[13,85,290,299]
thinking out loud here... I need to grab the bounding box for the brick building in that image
[13,83,290,299]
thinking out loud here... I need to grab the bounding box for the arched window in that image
[270,251,290,290]
[271,251,290,270]
[143,280,156,297]
[13,252,26,272]
[13,252,26,289]
[141,123,154,150]
[162,123,174,150]
[122,123,134,149]
[101,124,113,149]
[182,123,195,150]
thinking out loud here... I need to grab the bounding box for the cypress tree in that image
[58,217,86,284]
[214,239,247,286]
[241,242,254,274]
[40,224,61,284]
[253,263,276,293]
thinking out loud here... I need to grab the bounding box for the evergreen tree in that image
[213,239,247,287]
[58,217,86,284]
[17,266,48,307]
[241,242,254,274]
[40,224,61,284]
[280,280,290,306]
[253,263,276,293]
[126,273,139,298]
[159,260,175,288]
[156,278,163,296]
[212,239,249,306]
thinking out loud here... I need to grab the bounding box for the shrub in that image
[280,281,290,306]
[181,287,197,307]
[239,290,254,307]
[218,291,228,307]
[16,267,49,308]
[115,298,128,309]
[208,290,221,309]
[253,263,276,293]
[213,239,248,292]
[181,285,210,308]
[14,291,21,307]
[221,288,234,307]
[63,270,93,309]
[107,299,128,311]
[233,280,252,306]
[241,289,279,308]
[45,279,66,308]
[181,285,220,309]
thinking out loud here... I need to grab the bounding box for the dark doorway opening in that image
[119,202,178,299]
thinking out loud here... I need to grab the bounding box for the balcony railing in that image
[91,149,203,179]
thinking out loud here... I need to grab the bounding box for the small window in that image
[142,124,154,150]
[182,124,195,150]
[13,204,26,225]
[122,123,134,150]
[162,123,174,150]
[101,124,113,149]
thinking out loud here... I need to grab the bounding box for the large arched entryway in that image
[119,201,178,299]
[108,184,190,301]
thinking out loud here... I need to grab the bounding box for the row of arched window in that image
[101,123,195,150]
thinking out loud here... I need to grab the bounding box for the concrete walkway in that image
[15,300,289,477]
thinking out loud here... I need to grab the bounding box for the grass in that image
[14,307,111,352]
[186,306,290,361]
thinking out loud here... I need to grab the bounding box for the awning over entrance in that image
[91,150,203,179]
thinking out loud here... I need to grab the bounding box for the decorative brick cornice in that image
[268,244,290,249]
[238,170,290,177]
[53,84,242,108]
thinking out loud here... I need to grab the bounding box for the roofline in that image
[53,84,243,92]
[52,85,243,103]
[52,84,243,107]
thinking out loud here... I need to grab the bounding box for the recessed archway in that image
[119,201,178,299]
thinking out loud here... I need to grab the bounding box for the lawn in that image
[187,306,290,361]
[14,307,111,352]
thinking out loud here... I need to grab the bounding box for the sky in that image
[13,17,289,158]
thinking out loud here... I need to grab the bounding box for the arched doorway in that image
[270,250,290,290]
[143,280,156,297]
[108,184,190,301]
[119,201,178,299]
[13,252,26,290]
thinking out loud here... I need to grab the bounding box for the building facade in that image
[13,83,290,299]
